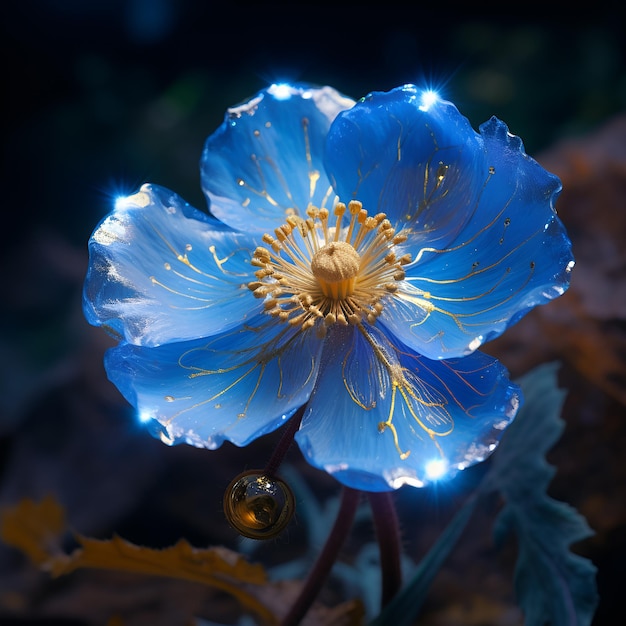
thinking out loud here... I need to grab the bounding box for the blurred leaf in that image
[50,536,276,624]
[1,495,366,625]
[483,362,567,494]
[1,496,277,625]
[49,534,267,583]
[0,494,66,565]
[484,362,599,626]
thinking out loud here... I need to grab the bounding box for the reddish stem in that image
[368,491,403,607]
[280,487,361,626]
[263,405,306,478]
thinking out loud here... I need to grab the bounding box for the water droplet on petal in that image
[223,470,295,539]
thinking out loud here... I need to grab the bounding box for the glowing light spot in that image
[390,475,425,489]
[467,336,484,353]
[138,410,153,423]
[115,196,131,210]
[425,458,448,480]
[419,90,439,112]
[268,83,293,100]
[115,190,151,211]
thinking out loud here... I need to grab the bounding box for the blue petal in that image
[295,324,520,491]
[382,117,573,358]
[201,84,354,235]
[83,184,259,347]
[325,85,485,250]
[105,313,323,448]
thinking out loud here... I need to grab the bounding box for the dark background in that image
[1,3,625,625]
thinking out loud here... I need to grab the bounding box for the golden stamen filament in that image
[248,200,411,334]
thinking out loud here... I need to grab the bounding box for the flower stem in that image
[280,487,361,626]
[368,491,403,608]
[263,405,306,478]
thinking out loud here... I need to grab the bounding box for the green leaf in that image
[484,362,598,626]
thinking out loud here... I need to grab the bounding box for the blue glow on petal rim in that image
[424,458,449,481]
[137,409,152,424]
[267,83,296,100]
[114,192,149,211]
[419,89,439,111]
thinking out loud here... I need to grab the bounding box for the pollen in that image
[248,200,411,335]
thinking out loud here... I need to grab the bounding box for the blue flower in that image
[83,84,573,492]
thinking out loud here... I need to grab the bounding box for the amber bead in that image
[223,470,295,539]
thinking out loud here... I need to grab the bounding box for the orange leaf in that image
[1,497,278,625]
[0,495,66,566]
[54,535,276,624]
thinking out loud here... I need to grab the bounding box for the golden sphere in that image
[223,470,295,539]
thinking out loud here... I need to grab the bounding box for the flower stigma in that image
[248,200,412,336]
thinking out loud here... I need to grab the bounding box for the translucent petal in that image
[382,117,573,358]
[105,313,322,449]
[324,85,485,249]
[83,184,259,347]
[295,324,520,491]
[201,84,355,235]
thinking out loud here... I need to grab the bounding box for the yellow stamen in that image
[248,200,411,332]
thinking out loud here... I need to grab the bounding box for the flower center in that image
[310,241,360,298]
[248,200,411,336]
